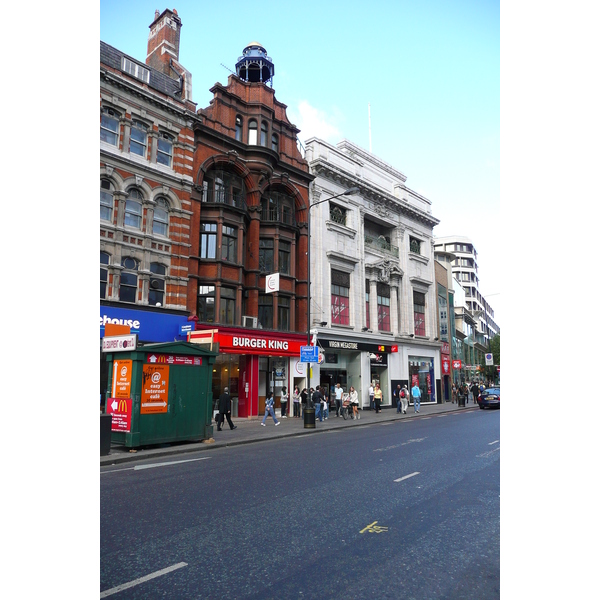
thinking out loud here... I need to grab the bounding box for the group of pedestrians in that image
[451,381,487,404]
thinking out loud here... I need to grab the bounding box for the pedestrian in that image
[312,386,323,422]
[394,384,402,413]
[369,382,375,410]
[261,391,280,426]
[400,385,409,414]
[451,383,457,404]
[217,387,237,431]
[323,391,329,419]
[280,386,288,418]
[350,385,359,419]
[301,387,308,417]
[334,383,343,417]
[293,386,301,418]
[411,381,421,413]
[470,381,478,405]
[374,383,383,413]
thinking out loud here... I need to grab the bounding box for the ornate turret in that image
[235,42,274,86]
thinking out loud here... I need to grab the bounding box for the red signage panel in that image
[106,398,132,432]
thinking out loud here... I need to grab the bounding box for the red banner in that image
[106,398,132,432]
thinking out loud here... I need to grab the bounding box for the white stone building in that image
[305,138,442,409]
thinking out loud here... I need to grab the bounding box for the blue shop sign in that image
[100,306,190,343]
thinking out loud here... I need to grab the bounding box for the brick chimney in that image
[146,8,182,78]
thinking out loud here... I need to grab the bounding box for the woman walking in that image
[349,386,359,419]
[261,391,280,426]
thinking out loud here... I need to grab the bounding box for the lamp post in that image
[306,186,359,392]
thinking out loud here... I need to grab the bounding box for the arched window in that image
[149,263,166,306]
[235,115,243,141]
[130,119,149,157]
[153,198,169,237]
[260,190,295,226]
[124,189,143,229]
[157,132,174,167]
[248,119,258,145]
[120,256,139,303]
[271,133,279,153]
[100,179,113,222]
[204,169,246,207]
[100,107,120,146]
[100,252,110,299]
[260,121,268,146]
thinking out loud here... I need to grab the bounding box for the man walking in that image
[313,386,324,422]
[334,383,343,417]
[217,387,237,431]
[411,381,421,413]
[394,384,402,413]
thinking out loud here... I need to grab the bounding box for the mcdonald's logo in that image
[117,399,129,413]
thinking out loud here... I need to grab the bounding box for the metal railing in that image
[364,234,399,258]
[203,189,247,211]
[261,207,296,227]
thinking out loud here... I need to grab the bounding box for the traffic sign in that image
[300,345,318,362]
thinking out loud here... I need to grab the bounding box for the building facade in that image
[304,138,442,409]
[100,9,201,398]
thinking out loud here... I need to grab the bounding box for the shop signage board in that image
[300,345,319,362]
[141,364,169,414]
[106,398,132,432]
[102,334,138,353]
[146,353,202,366]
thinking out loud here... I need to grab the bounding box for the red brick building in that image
[100,10,313,416]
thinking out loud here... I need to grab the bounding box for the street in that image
[101,409,500,599]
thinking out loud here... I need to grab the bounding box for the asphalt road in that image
[101,408,500,599]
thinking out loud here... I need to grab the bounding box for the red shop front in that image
[189,327,307,418]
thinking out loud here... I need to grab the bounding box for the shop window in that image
[100,107,120,146]
[100,252,110,299]
[278,240,290,275]
[149,263,166,306]
[153,197,169,237]
[100,179,113,222]
[413,291,426,336]
[220,287,236,325]
[331,269,350,326]
[409,356,434,402]
[197,285,215,322]
[258,294,273,329]
[277,296,290,331]
[377,282,390,332]
[259,239,274,273]
[124,189,143,229]
[120,256,139,303]
[200,223,217,259]
[221,225,238,263]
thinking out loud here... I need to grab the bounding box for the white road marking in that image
[488,440,499,445]
[100,562,188,598]
[394,471,420,483]
[477,447,500,458]
[437,414,448,418]
[101,457,210,474]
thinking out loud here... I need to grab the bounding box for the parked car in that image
[477,387,500,409]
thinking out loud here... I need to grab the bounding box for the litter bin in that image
[304,407,316,429]
[458,394,466,407]
[100,414,112,455]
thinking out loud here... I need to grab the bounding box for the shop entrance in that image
[320,368,347,399]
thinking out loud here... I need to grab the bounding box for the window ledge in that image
[409,252,429,265]
[326,220,356,238]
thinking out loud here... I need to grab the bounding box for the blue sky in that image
[100,0,501,322]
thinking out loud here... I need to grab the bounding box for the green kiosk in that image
[103,340,217,448]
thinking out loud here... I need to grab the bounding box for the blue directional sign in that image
[300,345,319,362]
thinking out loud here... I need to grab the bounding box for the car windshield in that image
[485,388,500,394]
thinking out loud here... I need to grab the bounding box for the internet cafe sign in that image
[102,334,138,352]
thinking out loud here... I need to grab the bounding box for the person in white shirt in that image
[350,386,359,419]
[334,383,344,417]
[280,386,288,418]
[369,383,374,410]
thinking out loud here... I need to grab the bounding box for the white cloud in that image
[289,100,342,145]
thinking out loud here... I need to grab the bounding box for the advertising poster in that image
[141,364,169,414]
[112,359,132,398]
[106,398,132,432]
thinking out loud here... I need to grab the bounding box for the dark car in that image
[477,387,500,409]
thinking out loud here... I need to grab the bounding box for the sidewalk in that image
[100,401,479,466]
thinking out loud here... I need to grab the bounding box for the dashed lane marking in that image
[394,471,420,483]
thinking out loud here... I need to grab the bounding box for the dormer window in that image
[122,57,150,83]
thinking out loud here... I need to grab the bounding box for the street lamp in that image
[306,186,359,392]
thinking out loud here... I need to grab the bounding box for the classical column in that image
[390,274,400,335]
[369,278,378,332]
